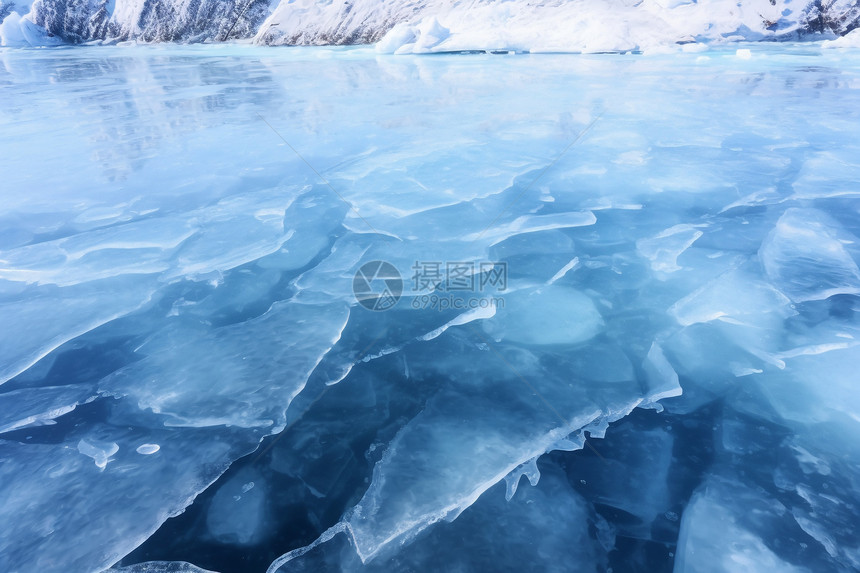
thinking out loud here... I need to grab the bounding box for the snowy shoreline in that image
[3,0,860,51]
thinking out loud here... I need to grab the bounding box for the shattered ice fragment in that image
[640,343,682,411]
[77,439,119,470]
[417,305,496,342]
[546,257,580,285]
[636,224,704,273]
[730,364,763,377]
[503,457,541,501]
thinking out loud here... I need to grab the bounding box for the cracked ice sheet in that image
[759,208,860,303]
[101,301,349,429]
[675,477,811,573]
[327,140,604,261]
[0,184,343,390]
[0,185,308,287]
[0,301,348,573]
[3,44,860,573]
[269,463,598,572]
[253,56,607,222]
[291,177,598,311]
[270,324,681,568]
[721,321,860,570]
[0,424,243,573]
[669,262,794,328]
[0,276,158,386]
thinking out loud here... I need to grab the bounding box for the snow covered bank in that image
[371,0,801,54]
[2,0,860,50]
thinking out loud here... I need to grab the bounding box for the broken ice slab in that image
[675,477,810,573]
[760,208,860,303]
[640,342,683,411]
[0,216,194,286]
[567,422,675,541]
[757,342,860,427]
[636,224,704,274]
[269,462,599,573]
[0,185,323,288]
[0,384,98,434]
[0,423,250,573]
[0,297,349,572]
[269,331,681,567]
[790,150,860,201]
[669,263,793,327]
[0,276,157,386]
[100,301,349,429]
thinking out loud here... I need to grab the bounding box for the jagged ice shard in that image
[1,31,860,573]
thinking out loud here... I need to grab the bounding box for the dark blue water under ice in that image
[1,44,859,573]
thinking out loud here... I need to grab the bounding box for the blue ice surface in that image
[1,43,859,573]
